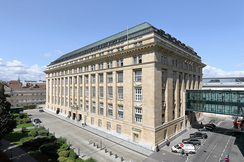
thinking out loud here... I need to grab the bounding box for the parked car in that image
[34,118,41,124]
[182,138,201,145]
[204,123,216,129]
[39,109,44,112]
[190,132,208,139]
[198,127,211,131]
[171,143,196,154]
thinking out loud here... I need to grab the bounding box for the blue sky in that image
[0,0,243,81]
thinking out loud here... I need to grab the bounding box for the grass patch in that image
[16,123,34,128]
[4,129,34,146]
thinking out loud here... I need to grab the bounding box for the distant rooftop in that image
[203,77,244,83]
[50,22,199,66]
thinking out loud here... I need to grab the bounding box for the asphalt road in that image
[188,120,243,162]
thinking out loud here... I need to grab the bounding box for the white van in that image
[171,143,196,154]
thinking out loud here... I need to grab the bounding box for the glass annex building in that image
[186,90,244,116]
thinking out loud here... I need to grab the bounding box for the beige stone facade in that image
[45,22,205,150]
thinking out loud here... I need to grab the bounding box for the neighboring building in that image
[44,22,205,150]
[4,81,46,107]
[202,77,244,90]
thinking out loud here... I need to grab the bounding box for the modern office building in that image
[44,22,205,150]
[202,77,244,90]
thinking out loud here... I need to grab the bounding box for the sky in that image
[0,0,243,81]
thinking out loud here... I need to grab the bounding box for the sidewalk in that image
[43,109,153,157]
[0,139,38,162]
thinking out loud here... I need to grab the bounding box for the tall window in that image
[85,75,89,84]
[79,76,82,84]
[108,104,113,116]
[134,70,142,82]
[86,87,89,97]
[118,105,123,119]
[92,102,96,113]
[135,88,142,101]
[70,77,72,84]
[99,74,103,83]
[92,87,95,98]
[80,87,83,97]
[100,103,104,115]
[74,77,77,84]
[75,87,77,96]
[99,87,103,98]
[80,100,83,111]
[108,73,113,83]
[162,70,166,82]
[98,119,102,127]
[92,75,95,83]
[118,87,123,100]
[86,101,89,112]
[117,124,121,134]
[135,108,142,123]
[117,72,123,82]
[107,122,111,130]
[108,87,113,99]
[91,117,94,124]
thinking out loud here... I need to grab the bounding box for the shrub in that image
[28,130,38,137]
[66,157,76,162]
[57,144,70,153]
[38,129,49,136]
[76,158,85,162]
[35,126,46,131]
[14,114,19,119]
[85,158,96,162]
[39,143,58,156]
[58,156,68,162]
[69,149,77,159]
[56,137,67,145]
[58,150,69,157]
[48,133,55,139]
[20,137,35,145]
[22,136,52,147]
[21,127,27,134]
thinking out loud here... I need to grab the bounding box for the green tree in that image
[0,82,17,140]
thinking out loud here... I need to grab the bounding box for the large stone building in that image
[44,22,205,150]
[4,80,46,107]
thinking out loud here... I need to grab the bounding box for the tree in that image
[0,82,17,140]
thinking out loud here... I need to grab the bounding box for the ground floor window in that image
[117,124,121,134]
[98,119,102,127]
[107,122,111,130]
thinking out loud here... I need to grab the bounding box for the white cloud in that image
[203,65,244,78]
[0,59,46,81]
[43,50,62,58]
[44,53,51,57]
[236,63,244,67]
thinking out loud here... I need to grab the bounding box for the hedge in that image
[75,158,85,162]
[58,157,68,162]
[38,129,49,136]
[23,105,36,110]
[28,130,38,137]
[58,150,69,157]
[69,149,77,159]
[57,144,70,153]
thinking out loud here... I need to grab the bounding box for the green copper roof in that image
[50,22,199,66]
[50,22,154,65]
